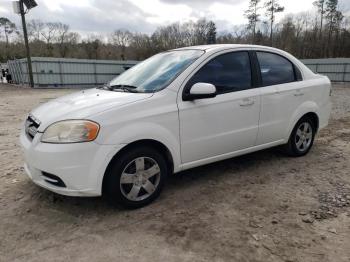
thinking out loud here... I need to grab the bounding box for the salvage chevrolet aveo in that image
[21,44,331,208]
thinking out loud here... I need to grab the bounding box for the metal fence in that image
[301,58,350,82]
[7,57,350,88]
[7,57,138,88]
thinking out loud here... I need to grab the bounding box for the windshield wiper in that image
[108,84,140,93]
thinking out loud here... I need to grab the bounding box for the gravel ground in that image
[0,83,350,262]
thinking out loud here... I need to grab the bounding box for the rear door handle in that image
[240,99,255,107]
[294,92,304,96]
[294,89,304,96]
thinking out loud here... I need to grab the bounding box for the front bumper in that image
[20,129,122,197]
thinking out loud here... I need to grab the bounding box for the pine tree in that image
[244,0,261,44]
[264,0,284,46]
[325,0,343,32]
[313,0,326,37]
[206,21,217,44]
[325,0,343,56]
[0,17,17,47]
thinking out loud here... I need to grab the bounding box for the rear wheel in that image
[104,147,168,208]
[284,117,316,157]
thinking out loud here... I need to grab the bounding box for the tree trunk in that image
[253,23,256,44]
[5,32,9,47]
[270,20,273,46]
[320,3,324,38]
[270,1,274,47]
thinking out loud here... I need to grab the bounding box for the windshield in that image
[108,49,204,93]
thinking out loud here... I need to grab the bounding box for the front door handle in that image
[240,99,255,107]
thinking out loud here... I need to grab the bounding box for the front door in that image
[178,51,261,164]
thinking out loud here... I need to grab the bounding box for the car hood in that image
[31,88,153,131]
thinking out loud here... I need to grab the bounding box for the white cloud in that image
[0,0,349,36]
[0,6,8,13]
[129,0,194,25]
[41,0,92,11]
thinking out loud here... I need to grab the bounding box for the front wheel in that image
[284,117,316,157]
[104,147,168,208]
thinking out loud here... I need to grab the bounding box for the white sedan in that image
[20,44,331,208]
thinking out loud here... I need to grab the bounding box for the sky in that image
[0,0,349,37]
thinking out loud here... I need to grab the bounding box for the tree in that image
[244,0,261,43]
[325,0,343,33]
[110,29,132,60]
[0,17,18,47]
[150,19,217,50]
[313,0,326,37]
[279,16,296,52]
[206,21,217,44]
[58,32,80,58]
[232,25,249,43]
[264,0,284,46]
[151,23,184,51]
[194,19,209,45]
[55,23,71,57]
[2,12,350,62]
[27,19,44,41]
[82,35,102,59]
[325,0,343,56]
[130,33,153,59]
[41,22,60,56]
[192,19,217,45]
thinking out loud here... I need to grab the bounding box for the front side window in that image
[109,49,204,93]
[256,52,296,86]
[186,51,252,94]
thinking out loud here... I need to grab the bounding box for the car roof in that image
[174,44,279,52]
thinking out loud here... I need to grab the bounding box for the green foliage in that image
[207,21,216,44]
[0,17,18,46]
[264,0,284,45]
[325,0,343,28]
[245,0,261,43]
[1,7,350,63]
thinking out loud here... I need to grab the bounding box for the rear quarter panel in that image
[284,75,331,140]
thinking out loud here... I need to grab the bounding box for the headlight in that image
[41,120,100,143]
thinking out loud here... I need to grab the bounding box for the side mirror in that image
[183,82,217,101]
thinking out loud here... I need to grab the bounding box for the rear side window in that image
[186,51,252,94]
[257,52,296,86]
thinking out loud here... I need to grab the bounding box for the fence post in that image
[315,64,319,73]
[343,63,347,82]
[93,63,97,85]
[18,59,24,85]
[59,61,63,87]
[34,60,39,87]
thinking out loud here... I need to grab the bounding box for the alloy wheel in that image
[295,122,313,152]
[119,157,161,202]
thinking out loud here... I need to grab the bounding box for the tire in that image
[104,146,168,208]
[284,116,316,157]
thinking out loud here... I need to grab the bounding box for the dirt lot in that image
[0,83,350,262]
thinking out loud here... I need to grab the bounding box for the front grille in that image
[41,172,66,187]
[25,115,41,140]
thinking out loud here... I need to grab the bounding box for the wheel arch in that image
[102,139,174,195]
[286,110,320,141]
[302,112,319,131]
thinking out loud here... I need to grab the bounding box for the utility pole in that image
[13,0,37,87]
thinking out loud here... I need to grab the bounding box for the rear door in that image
[178,51,261,164]
[255,51,305,145]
